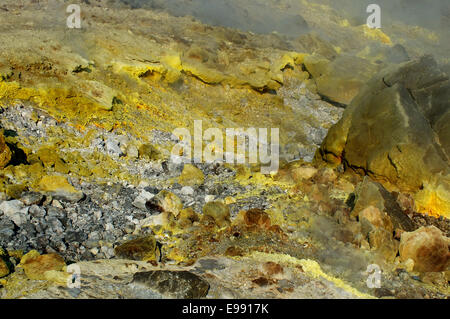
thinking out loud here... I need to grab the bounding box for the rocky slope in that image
[0,0,448,299]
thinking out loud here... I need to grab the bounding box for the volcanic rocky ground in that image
[0,0,448,299]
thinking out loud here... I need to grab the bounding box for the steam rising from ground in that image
[118,0,450,34]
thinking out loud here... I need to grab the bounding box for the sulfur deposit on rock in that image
[0,132,11,169]
[399,226,450,273]
[303,54,379,105]
[37,175,84,203]
[0,0,449,300]
[318,56,450,218]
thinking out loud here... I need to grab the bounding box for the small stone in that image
[147,190,182,217]
[180,186,194,196]
[138,143,160,160]
[93,210,102,220]
[204,195,215,203]
[126,144,139,159]
[20,250,66,280]
[105,136,123,157]
[202,201,230,228]
[132,190,155,210]
[131,270,210,298]
[29,204,46,218]
[225,246,244,257]
[51,199,63,208]
[290,166,317,182]
[114,236,157,261]
[252,277,270,287]
[243,208,271,229]
[263,262,284,276]
[359,206,393,233]
[19,192,44,206]
[178,164,204,186]
[177,208,199,228]
[399,226,449,272]
[101,246,115,259]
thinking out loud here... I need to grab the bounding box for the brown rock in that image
[225,246,244,257]
[263,262,284,276]
[114,236,157,261]
[20,251,66,280]
[243,208,271,229]
[352,177,415,232]
[399,226,449,272]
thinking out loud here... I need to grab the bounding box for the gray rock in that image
[0,200,29,227]
[28,205,46,218]
[19,192,44,206]
[51,190,84,203]
[132,190,155,211]
[105,136,123,157]
[319,55,450,193]
[180,186,194,196]
[0,220,15,241]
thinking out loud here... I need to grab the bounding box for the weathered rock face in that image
[352,177,415,232]
[399,226,449,272]
[318,56,450,217]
